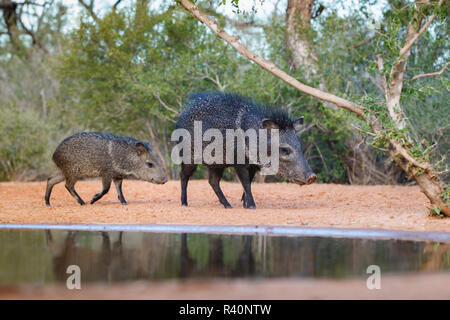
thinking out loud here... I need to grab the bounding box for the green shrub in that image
[0,103,54,181]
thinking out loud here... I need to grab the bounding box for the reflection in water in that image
[0,229,449,285]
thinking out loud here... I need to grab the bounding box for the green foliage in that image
[0,103,54,181]
[314,1,448,184]
[443,187,450,206]
[430,206,444,219]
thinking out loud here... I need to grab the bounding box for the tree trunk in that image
[285,0,317,74]
[0,0,19,47]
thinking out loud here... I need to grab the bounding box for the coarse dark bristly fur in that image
[184,91,295,130]
[45,132,167,206]
[176,91,316,210]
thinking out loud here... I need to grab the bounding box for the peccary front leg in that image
[65,178,85,206]
[90,176,112,204]
[113,178,127,205]
[180,163,197,206]
[45,170,65,206]
[241,165,257,207]
[235,166,256,209]
[208,167,232,209]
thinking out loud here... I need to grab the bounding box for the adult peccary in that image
[45,132,167,206]
[175,92,316,209]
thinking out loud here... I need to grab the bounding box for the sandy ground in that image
[1,273,449,299]
[0,180,449,232]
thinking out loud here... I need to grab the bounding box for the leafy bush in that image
[0,103,54,181]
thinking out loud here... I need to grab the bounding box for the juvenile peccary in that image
[175,92,316,209]
[45,132,167,206]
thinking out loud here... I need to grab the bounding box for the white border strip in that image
[0,224,449,242]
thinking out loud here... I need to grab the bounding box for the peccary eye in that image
[280,147,291,156]
[146,162,154,168]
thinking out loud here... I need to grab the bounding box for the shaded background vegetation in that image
[0,0,448,184]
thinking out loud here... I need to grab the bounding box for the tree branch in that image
[410,61,450,81]
[399,0,444,57]
[351,36,374,49]
[78,0,99,22]
[179,0,364,117]
[17,14,48,53]
[154,93,179,115]
[112,0,122,10]
[375,54,388,95]
[202,6,262,30]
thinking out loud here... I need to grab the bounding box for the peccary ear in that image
[293,116,304,133]
[262,119,279,130]
[136,142,147,156]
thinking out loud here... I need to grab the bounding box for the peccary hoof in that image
[245,205,256,209]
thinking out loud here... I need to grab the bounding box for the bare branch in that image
[17,15,48,53]
[154,93,179,115]
[351,36,374,49]
[112,0,122,10]
[179,0,364,117]
[78,0,99,22]
[399,0,444,57]
[399,1,429,11]
[410,61,450,81]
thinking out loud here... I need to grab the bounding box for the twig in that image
[78,0,99,22]
[154,93,179,115]
[350,123,376,137]
[112,0,122,10]
[351,36,374,49]
[312,142,329,174]
[399,1,428,11]
[17,15,49,53]
[410,61,450,81]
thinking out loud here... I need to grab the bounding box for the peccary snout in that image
[134,142,167,184]
[275,117,316,186]
[306,173,317,185]
[45,132,167,206]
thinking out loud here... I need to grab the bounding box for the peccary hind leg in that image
[180,163,197,206]
[114,178,127,205]
[208,167,232,209]
[90,176,112,204]
[65,178,85,206]
[45,170,65,206]
[235,166,256,209]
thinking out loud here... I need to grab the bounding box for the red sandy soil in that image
[1,273,449,299]
[0,180,449,232]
